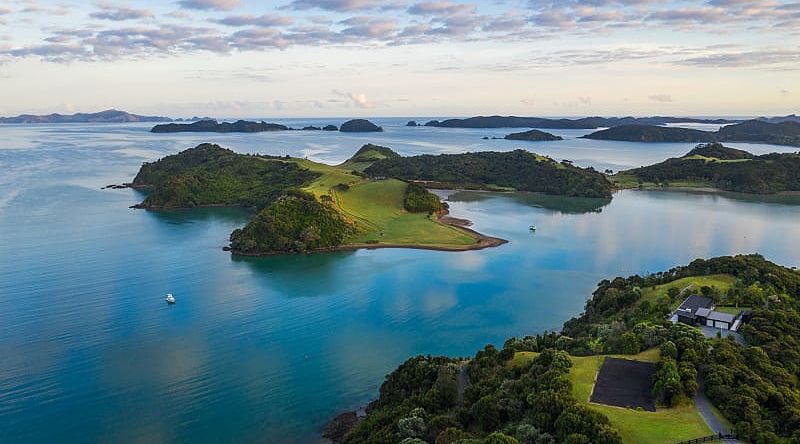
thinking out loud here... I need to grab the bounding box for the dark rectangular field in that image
[589,357,657,411]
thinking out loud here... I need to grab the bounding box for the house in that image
[674,295,741,331]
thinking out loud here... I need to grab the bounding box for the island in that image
[150,119,289,133]
[330,254,800,444]
[128,143,615,255]
[583,120,800,147]
[339,119,383,132]
[364,150,613,198]
[302,126,321,130]
[423,115,739,129]
[613,142,800,193]
[0,108,171,123]
[406,121,420,127]
[503,129,563,141]
[323,124,339,131]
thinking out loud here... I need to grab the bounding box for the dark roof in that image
[706,311,737,324]
[677,295,714,314]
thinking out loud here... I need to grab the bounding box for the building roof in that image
[696,307,712,318]
[706,311,737,324]
[677,295,714,313]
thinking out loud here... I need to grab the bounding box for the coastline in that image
[227,211,508,256]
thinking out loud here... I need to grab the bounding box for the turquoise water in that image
[1,120,799,443]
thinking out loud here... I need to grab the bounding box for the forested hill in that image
[150,119,289,133]
[423,115,737,129]
[364,149,613,198]
[581,125,717,143]
[584,120,800,147]
[618,143,800,193]
[131,143,318,209]
[336,254,800,444]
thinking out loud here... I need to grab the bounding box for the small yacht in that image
[529,225,537,232]
[165,293,175,304]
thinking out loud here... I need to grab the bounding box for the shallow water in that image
[1,119,799,443]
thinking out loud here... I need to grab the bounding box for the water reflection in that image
[446,190,612,214]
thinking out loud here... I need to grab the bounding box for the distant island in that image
[364,150,613,198]
[329,254,800,444]
[503,129,563,141]
[0,109,171,124]
[423,115,739,129]
[584,119,800,147]
[339,119,383,132]
[127,143,615,255]
[150,119,289,133]
[614,142,800,193]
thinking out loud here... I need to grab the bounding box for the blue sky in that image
[0,0,798,117]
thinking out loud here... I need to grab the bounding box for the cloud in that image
[677,49,800,68]
[90,3,153,21]
[407,1,475,16]
[212,14,294,27]
[578,95,591,104]
[780,89,791,96]
[648,94,673,102]
[332,90,374,108]
[286,0,405,12]
[177,0,241,11]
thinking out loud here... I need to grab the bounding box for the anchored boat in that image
[165,293,175,304]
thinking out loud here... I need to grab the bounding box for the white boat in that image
[529,225,537,231]
[165,293,175,304]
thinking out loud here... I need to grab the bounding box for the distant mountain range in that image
[0,109,172,124]
[423,115,739,129]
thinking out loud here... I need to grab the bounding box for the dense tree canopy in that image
[229,190,354,254]
[365,150,613,198]
[622,144,800,193]
[132,143,318,209]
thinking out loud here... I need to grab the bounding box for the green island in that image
[129,143,610,255]
[364,149,613,198]
[613,143,800,194]
[330,254,800,444]
[583,120,800,147]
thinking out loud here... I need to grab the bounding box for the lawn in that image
[638,274,736,309]
[713,305,750,315]
[509,348,712,444]
[286,157,477,248]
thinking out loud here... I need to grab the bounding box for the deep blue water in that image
[1,119,799,443]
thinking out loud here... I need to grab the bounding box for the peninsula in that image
[150,119,289,133]
[129,143,612,255]
[584,119,800,147]
[614,143,800,193]
[332,254,800,444]
[0,109,171,124]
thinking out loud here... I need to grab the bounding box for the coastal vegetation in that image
[335,254,800,443]
[615,143,800,194]
[584,120,800,147]
[503,129,563,142]
[131,143,318,209]
[339,119,383,132]
[131,143,495,254]
[150,119,289,133]
[364,149,613,198]
[229,190,354,254]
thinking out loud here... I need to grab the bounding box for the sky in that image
[0,0,798,118]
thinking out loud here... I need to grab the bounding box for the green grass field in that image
[509,349,711,444]
[682,154,752,163]
[284,157,478,248]
[611,173,716,190]
[638,274,736,309]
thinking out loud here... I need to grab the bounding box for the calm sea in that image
[1,119,799,443]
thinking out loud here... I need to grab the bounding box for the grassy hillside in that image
[615,143,800,194]
[509,349,712,444]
